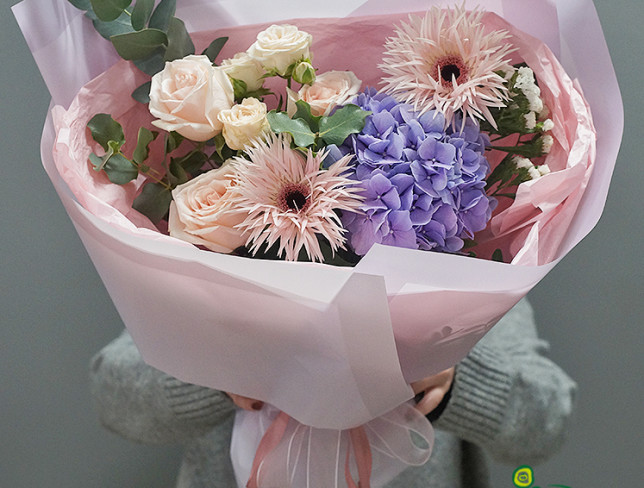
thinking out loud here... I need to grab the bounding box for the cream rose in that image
[286,70,361,117]
[220,52,265,92]
[168,166,248,253]
[217,98,271,150]
[149,55,234,142]
[247,24,313,76]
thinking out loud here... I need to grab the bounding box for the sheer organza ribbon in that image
[235,403,434,488]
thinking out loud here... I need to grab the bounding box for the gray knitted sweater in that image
[90,299,576,487]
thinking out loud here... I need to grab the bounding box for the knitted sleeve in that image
[89,330,235,445]
[433,298,577,465]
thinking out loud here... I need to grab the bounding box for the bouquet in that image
[14,0,621,486]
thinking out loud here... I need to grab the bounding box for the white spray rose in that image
[217,98,270,150]
[149,55,234,141]
[247,24,313,76]
[286,70,362,117]
[220,52,265,92]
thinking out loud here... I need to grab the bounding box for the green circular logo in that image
[513,465,534,487]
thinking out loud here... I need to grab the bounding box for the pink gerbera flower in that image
[230,134,363,262]
[379,6,515,129]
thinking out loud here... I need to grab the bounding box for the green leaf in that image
[462,239,477,249]
[131,81,152,104]
[87,114,125,151]
[202,36,228,63]
[148,0,176,31]
[489,142,544,158]
[293,100,321,133]
[90,0,131,22]
[165,131,184,154]
[319,104,369,146]
[491,248,504,263]
[133,47,166,76]
[244,87,272,100]
[175,151,207,174]
[169,159,189,185]
[86,10,134,40]
[231,78,248,101]
[164,17,195,61]
[111,28,168,60]
[267,111,316,148]
[131,0,154,30]
[486,154,514,188]
[132,182,173,223]
[132,127,158,164]
[89,151,112,172]
[68,0,92,10]
[102,152,139,184]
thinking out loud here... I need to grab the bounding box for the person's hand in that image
[226,392,264,411]
[410,367,455,416]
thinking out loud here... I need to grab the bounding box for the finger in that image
[411,368,455,394]
[414,387,445,415]
[227,393,264,411]
[411,376,439,394]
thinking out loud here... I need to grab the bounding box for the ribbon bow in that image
[241,402,434,488]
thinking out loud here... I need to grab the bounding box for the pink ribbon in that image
[246,411,291,488]
[345,427,373,488]
[246,413,374,488]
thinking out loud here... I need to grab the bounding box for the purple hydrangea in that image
[338,88,496,255]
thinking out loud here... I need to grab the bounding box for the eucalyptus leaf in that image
[87,113,125,151]
[87,12,134,41]
[169,159,189,185]
[293,100,321,133]
[131,0,154,31]
[133,127,158,164]
[89,151,112,172]
[102,153,139,184]
[175,151,207,175]
[111,28,168,60]
[133,47,166,76]
[164,17,195,61]
[267,111,316,148]
[318,104,369,147]
[68,0,92,10]
[133,182,173,223]
[148,0,176,31]
[90,0,131,22]
[202,36,228,63]
[131,81,152,104]
[165,131,184,153]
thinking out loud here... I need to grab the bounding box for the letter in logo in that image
[513,465,534,487]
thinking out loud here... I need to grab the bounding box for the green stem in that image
[136,162,172,190]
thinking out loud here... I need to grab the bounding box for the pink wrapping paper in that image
[16,0,621,425]
[14,0,621,485]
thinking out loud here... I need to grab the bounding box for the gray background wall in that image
[1,1,641,487]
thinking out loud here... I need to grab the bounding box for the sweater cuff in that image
[163,376,234,424]
[434,343,512,444]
